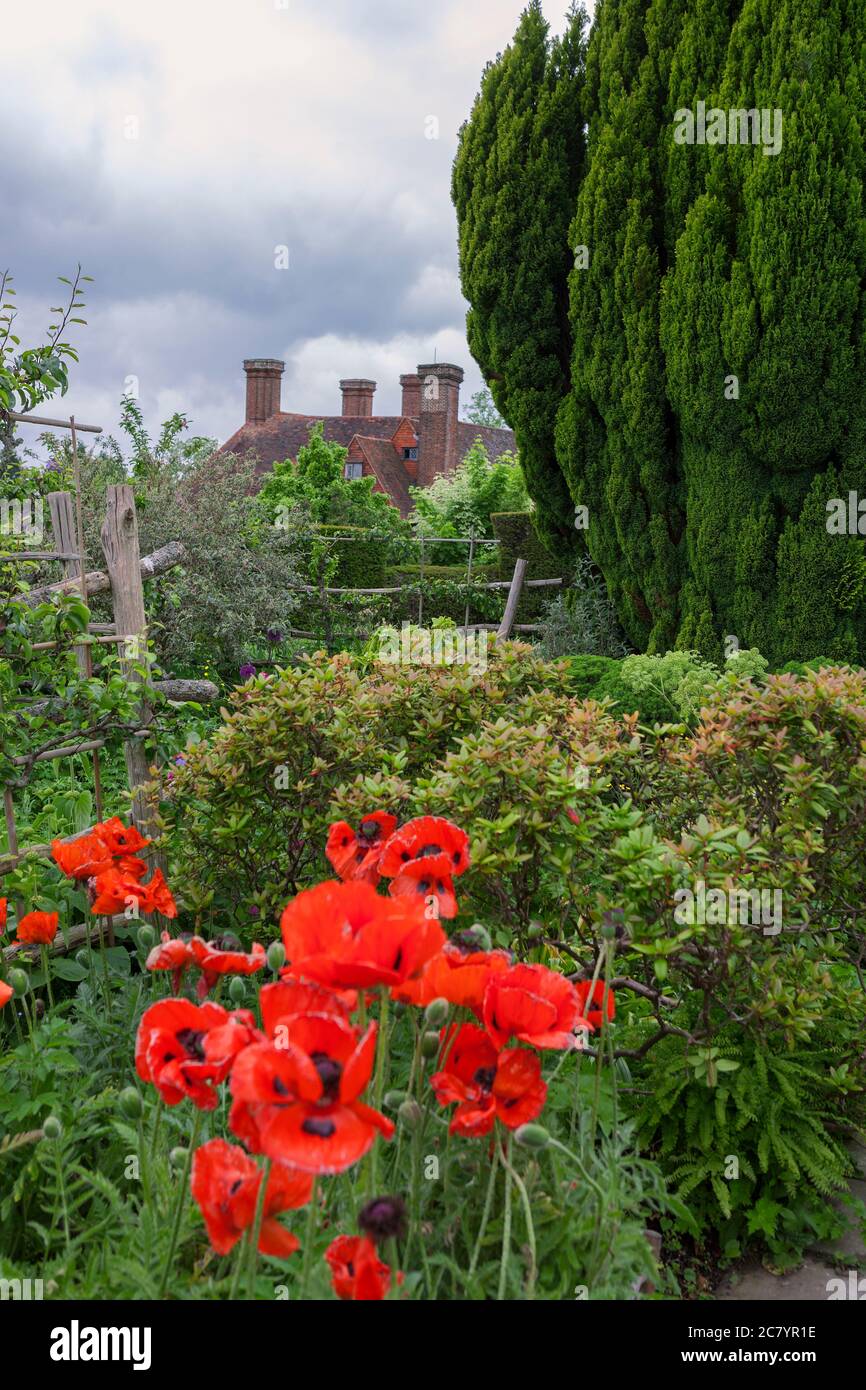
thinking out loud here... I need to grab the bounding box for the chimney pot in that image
[340,378,376,417]
[399,372,422,418]
[243,358,284,424]
[416,363,463,483]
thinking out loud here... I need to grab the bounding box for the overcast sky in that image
[3,0,591,455]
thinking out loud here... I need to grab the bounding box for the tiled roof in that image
[352,436,415,517]
[220,412,518,512]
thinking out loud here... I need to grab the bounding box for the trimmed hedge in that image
[491,511,564,620]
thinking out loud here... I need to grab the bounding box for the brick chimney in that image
[243,359,284,424]
[399,372,422,418]
[340,379,376,417]
[416,363,463,485]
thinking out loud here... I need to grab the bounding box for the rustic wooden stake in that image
[463,526,475,630]
[497,558,528,640]
[100,485,154,844]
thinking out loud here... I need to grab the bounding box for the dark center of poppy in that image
[311,1051,342,1099]
[452,851,461,865]
[229,1178,243,1195]
[473,1066,496,1092]
[176,1028,206,1061]
[302,1116,336,1138]
[359,820,380,841]
[273,1076,291,1097]
[416,843,442,859]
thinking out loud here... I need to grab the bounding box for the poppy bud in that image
[42,1116,62,1140]
[228,976,247,1003]
[358,1195,408,1244]
[526,922,544,940]
[119,1087,143,1121]
[424,997,449,1029]
[35,999,45,1020]
[465,923,492,952]
[8,968,28,996]
[267,941,286,972]
[514,1123,550,1151]
[75,949,90,968]
[137,924,156,949]
[169,1146,188,1169]
[420,1031,440,1059]
[397,1099,422,1131]
[384,1089,408,1110]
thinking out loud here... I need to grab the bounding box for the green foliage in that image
[258,422,407,538]
[411,437,529,563]
[462,387,506,429]
[456,0,866,665]
[537,555,630,659]
[0,266,90,415]
[452,1,589,553]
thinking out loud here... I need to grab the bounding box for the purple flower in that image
[249,905,260,918]
[266,628,284,645]
[239,662,257,680]
[174,754,187,767]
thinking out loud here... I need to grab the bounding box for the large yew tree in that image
[453,0,866,663]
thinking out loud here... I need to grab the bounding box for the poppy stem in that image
[149,1095,164,1165]
[246,1156,272,1298]
[157,1109,202,1299]
[40,945,55,1010]
[228,1231,249,1301]
[369,988,390,1191]
[496,1130,513,1301]
[498,1137,536,1299]
[298,1176,318,1300]
[467,1137,499,1280]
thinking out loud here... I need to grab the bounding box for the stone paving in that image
[715,1141,866,1302]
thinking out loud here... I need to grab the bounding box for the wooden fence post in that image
[100,485,154,835]
[496,558,527,640]
[46,489,104,819]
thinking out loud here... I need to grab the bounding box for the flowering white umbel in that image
[674,879,783,936]
[49,1321,152,1371]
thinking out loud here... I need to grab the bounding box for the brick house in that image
[219,359,516,516]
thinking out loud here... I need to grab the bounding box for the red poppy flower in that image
[394,940,512,1013]
[378,816,469,880]
[574,979,615,1030]
[483,963,589,1051]
[229,1012,394,1173]
[0,898,6,935]
[90,867,148,916]
[93,816,150,856]
[387,868,459,920]
[0,979,12,1009]
[279,880,444,990]
[189,937,266,998]
[191,1139,312,1257]
[145,932,197,993]
[51,834,114,881]
[135,998,257,1110]
[260,979,352,1040]
[143,868,177,918]
[326,812,398,884]
[16,911,59,945]
[430,1023,547,1136]
[325,1234,398,1300]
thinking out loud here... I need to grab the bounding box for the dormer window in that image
[345,462,363,480]
[403,447,418,461]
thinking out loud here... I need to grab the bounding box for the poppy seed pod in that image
[423,997,449,1029]
[42,1116,63,1140]
[358,1195,408,1244]
[420,1031,440,1059]
[137,924,156,949]
[397,1099,422,1131]
[514,1123,550,1151]
[267,941,286,972]
[384,1089,409,1111]
[8,968,29,997]
[75,949,90,968]
[228,976,247,1003]
[118,1087,143,1121]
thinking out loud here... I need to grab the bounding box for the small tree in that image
[462,387,506,428]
